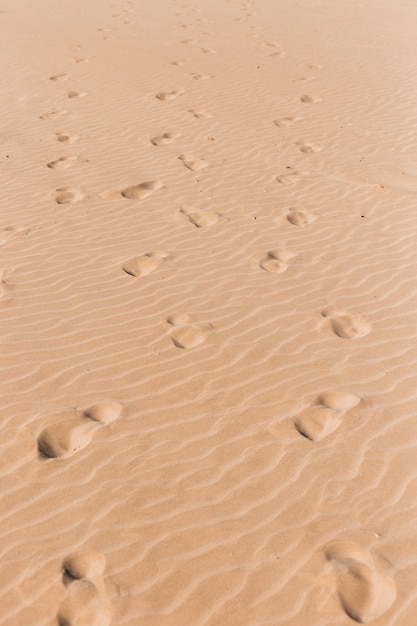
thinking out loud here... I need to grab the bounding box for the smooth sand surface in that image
[1,0,417,623]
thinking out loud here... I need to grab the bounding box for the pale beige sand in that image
[1,0,417,623]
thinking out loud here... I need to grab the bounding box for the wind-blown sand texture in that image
[1,0,417,623]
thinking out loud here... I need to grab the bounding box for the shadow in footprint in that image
[150,132,181,146]
[286,207,317,227]
[321,306,372,339]
[294,391,360,441]
[122,251,169,277]
[58,551,110,626]
[167,314,211,349]
[121,180,164,201]
[325,541,396,623]
[259,247,295,273]
[178,205,219,227]
[38,402,122,459]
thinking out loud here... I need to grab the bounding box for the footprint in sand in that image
[200,47,216,54]
[55,132,80,144]
[39,109,67,121]
[55,186,85,204]
[178,153,209,171]
[294,391,360,441]
[307,63,323,70]
[67,90,87,99]
[122,251,169,277]
[38,402,122,459]
[259,246,295,273]
[286,207,317,226]
[321,306,372,339]
[276,169,308,186]
[269,50,287,57]
[49,73,69,82]
[324,541,396,623]
[47,156,86,170]
[178,205,219,227]
[296,141,323,154]
[58,551,110,626]
[0,224,27,246]
[300,94,322,103]
[188,109,213,120]
[191,73,211,80]
[180,38,196,44]
[150,132,181,146]
[73,56,88,64]
[167,314,211,349]
[155,90,184,101]
[170,60,185,66]
[292,76,314,85]
[121,180,164,200]
[273,116,302,127]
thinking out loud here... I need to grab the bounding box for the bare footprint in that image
[58,552,110,626]
[321,306,372,339]
[155,90,184,101]
[191,73,211,80]
[73,56,88,63]
[55,132,80,144]
[67,90,87,99]
[150,132,181,146]
[0,224,27,246]
[39,109,67,121]
[273,116,302,127]
[38,401,122,459]
[122,251,169,277]
[292,76,314,85]
[49,73,69,82]
[259,247,295,273]
[167,314,211,349]
[178,205,219,227]
[276,169,308,186]
[325,541,396,623]
[269,50,287,57]
[55,186,85,204]
[200,47,216,54]
[188,109,213,120]
[47,156,85,170]
[300,94,322,103]
[296,141,323,153]
[294,391,360,441]
[170,60,185,65]
[178,153,209,171]
[121,180,164,200]
[307,63,323,70]
[286,207,317,226]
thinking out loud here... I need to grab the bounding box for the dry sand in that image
[1,0,417,623]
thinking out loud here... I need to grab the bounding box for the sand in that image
[1,0,417,623]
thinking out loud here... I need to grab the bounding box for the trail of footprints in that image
[31,11,394,624]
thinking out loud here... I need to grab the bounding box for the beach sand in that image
[1,0,417,623]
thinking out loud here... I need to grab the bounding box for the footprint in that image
[178,153,209,171]
[286,207,317,226]
[273,116,302,127]
[307,63,323,70]
[200,47,216,53]
[296,141,323,154]
[259,247,295,273]
[38,401,122,459]
[188,109,213,120]
[276,169,308,186]
[39,109,67,121]
[150,132,181,146]
[191,73,211,80]
[292,76,314,85]
[269,50,287,57]
[55,132,80,144]
[0,224,27,246]
[58,552,110,626]
[300,94,322,103]
[294,391,360,441]
[122,251,169,277]
[180,38,196,44]
[325,541,396,623]
[67,90,87,99]
[178,205,219,227]
[170,60,185,65]
[155,90,184,101]
[49,73,69,82]
[47,156,84,170]
[73,56,88,63]
[121,180,164,200]
[55,187,85,204]
[321,306,372,339]
[167,314,211,349]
